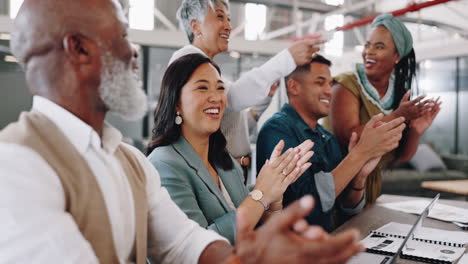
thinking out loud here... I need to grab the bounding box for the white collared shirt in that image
[0,96,226,264]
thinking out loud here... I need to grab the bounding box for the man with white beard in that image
[99,51,148,120]
[0,0,364,263]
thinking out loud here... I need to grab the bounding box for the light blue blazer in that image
[147,136,249,244]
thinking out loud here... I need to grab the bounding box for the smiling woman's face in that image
[362,26,400,81]
[192,3,231,58]
[177,63,227,139]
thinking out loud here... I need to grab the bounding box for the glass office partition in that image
[458,57,468,155]
[418,58,457,155]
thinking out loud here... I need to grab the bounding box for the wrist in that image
[350,144,372,163]
[268,200,283,211]
[409,122,424,135]
[224,251,243,264]
[389,110,400,120]
[350,175,366,188]
[351,185,365,191]
[249,189,270,211]
[350,180,366,191]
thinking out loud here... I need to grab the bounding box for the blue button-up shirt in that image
[256,104,364,231]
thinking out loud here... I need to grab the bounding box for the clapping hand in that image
[410,97,442,135]
[235,195,364,264]
[393,91,433,121]
[256,140,314,204]
[357,113,406,158]
[348,132,382,188]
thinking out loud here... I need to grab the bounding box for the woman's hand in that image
[288,39,326,66]
[256,140,314,204]
[410,97,441,135]
[392,91,433,121]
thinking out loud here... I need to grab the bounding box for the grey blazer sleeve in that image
[153,160,237,244]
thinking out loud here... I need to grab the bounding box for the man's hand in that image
[357,114,406,159]
[348,131,382,189]
[235,196,364,264]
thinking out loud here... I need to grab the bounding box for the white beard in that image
[99,54,148,120]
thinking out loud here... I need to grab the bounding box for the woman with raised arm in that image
[147,54,313,244]
[171,0,325,111]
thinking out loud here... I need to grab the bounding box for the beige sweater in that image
[0,112,148,264]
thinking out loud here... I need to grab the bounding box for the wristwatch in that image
[249,189,269,211]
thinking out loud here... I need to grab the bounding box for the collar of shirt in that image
[169,44,208,65]
[31,96,122,155]
[280,103,333,142]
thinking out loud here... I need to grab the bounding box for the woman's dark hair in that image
[146,53,233,170]
[393,48,416,109]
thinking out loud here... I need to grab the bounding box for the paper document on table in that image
[361,222,467,263]
[402,239,466,263]
[376,222,468,245]
[381,199,468,223]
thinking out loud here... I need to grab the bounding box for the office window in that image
[458,57,468,155]
[324,14,344,57]
[418,59,457,154]
[244,3,266,41]
[129,0,155,31]
[9,0,23,18]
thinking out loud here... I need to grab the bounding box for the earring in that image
[175,111,183,125]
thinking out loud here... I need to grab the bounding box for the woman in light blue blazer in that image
[147,54,313,244]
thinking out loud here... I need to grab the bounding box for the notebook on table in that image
[363,222,467,263]
[349,194,468,264]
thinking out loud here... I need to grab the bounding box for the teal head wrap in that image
[371,14,413,58]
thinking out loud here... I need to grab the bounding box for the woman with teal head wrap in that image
[371,13,416,109]
[327,14,441,204]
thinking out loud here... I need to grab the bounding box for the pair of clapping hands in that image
[393,92,442,135]
[254,139,314,206]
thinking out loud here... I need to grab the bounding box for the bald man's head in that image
[11,0,125,67]
[9,0,146,121]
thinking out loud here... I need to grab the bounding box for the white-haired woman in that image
[170,0,324,180]
[171,0,324,111]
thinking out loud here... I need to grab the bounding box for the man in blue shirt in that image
[256,55,406,231]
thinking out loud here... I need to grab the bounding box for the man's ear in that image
[62,33,98,66]
[287,78,300,96]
